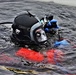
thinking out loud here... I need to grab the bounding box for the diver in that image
[11,11,48,49]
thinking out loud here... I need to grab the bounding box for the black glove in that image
[49,28,57,34]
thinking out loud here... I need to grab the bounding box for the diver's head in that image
[11,13,47,46]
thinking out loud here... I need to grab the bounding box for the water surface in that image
[0,0,76,75]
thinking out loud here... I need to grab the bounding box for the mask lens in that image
[36,32,41,37]
[35,28,47,43]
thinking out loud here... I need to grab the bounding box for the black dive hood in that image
[11,12,47,46]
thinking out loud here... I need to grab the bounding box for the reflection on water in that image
[0,0,76,75]
[33,0,76,6]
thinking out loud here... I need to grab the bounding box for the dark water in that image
[0,0,76,75]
